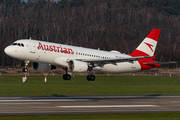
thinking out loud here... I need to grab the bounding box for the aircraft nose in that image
[4,46,12,56]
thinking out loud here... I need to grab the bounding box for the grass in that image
[1,75,180,119]
[1,113,180,120]
[0,75,180,95]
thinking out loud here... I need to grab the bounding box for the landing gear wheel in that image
[63,74,67,80]
[63,67,71,80]
[87,75,91,81]
[87,75,95,81]
[90,75,95,81]
[63,74,71,80]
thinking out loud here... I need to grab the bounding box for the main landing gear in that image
[63,68,71,80]
[62,68,95,81]
[86,70,95,81]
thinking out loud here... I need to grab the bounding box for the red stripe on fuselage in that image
[129,50,160,70]
[137,59,160,70]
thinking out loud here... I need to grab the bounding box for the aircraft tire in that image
[63,74,71,80]
[90,75,95,81]
[87,75,91,81]
[87,75,95,81]
[66,74,71,80]
[63,74,67,80]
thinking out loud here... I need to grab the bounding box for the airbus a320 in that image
[4,29,175,83]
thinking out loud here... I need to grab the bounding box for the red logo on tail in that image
[144,42,153,52]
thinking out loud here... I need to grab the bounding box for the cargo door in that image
[131,61,136,69]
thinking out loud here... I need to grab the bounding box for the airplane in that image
[4,29,176,83]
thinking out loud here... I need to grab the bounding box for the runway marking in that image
[0,99,90,102]
[171,101,180,103]
[0,103,50,104]
[57,105,158,108]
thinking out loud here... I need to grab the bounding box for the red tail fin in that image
[129,29,161,57]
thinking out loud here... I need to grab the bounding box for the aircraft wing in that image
[76,56,151,65]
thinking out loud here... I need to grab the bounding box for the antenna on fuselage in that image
[98,48,100,50]
[29,37,32,40]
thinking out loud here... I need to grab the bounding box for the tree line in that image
[0,0,180,67]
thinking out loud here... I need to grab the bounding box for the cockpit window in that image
[12,43,17,45]
[12,43,24,47]
[21,44,24,47]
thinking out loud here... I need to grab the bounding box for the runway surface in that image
[0,95,180,115]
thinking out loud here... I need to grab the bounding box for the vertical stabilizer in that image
[129,29,161,57]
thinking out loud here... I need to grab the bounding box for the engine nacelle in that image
[32,62,56,72]
[68,60,88,72]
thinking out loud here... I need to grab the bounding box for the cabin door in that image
[30,41,36,53]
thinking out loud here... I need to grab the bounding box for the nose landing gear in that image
[22,60,30,83]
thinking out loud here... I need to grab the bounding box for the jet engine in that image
[32,62,56,72]
[68,60,88,72]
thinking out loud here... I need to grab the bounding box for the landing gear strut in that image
[63,68,71,80]
[22,60,30,73]
[22,60,30,83]
[86,70,95,81]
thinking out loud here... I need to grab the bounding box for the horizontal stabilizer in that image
[144,61,177,65]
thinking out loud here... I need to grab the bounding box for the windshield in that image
[12,43,24,47]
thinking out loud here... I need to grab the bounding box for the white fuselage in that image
[5,39,141,73]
